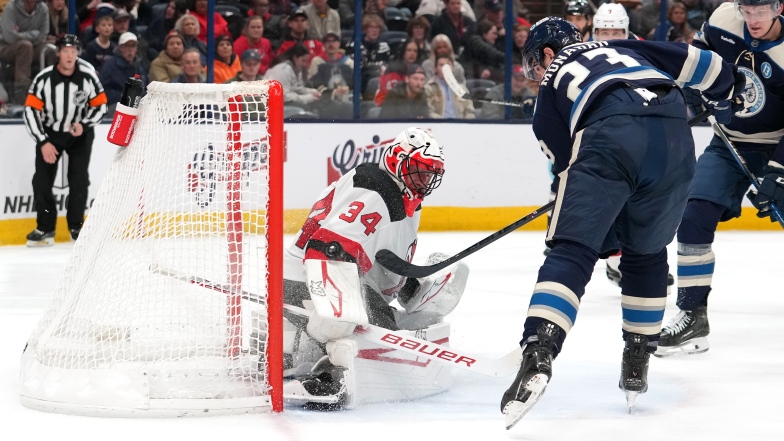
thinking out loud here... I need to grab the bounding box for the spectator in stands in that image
[511,23,528,65]
[308,31,353,83]
[225,49,264,82]
[212,34,240,84]
[422,33,465,83]
[175,13,207,61]
[111,7,155,71]
[425,55,475,119]
[480,64,534,120]
[276,8,325,66]
[149,30,183,82]
[111,7,132,41]
[77,0,114,34]
[482,0,506,51]
[99,32,147,104]
[364,0,388,23]
[249,0,285,49]
[171,47,205,83]
[682,0,714,32]
[82,14,116,72]
[379,63,428,118]
[630,0,661,40]
[346,13,390,98]
[267,0,293,16]
[234,15,274,76]
[374,38,420,106]
[264,43,322,107]
[145,0,188,52]
[416,0,476,23]
[303,0,340,41]
[47,0,79,44]
[661,1,694,42]
[0,0,55,105]
[429,0,476,52]
[188,0,230,44]
[459,19,504,81]
[335,0,355,29]
[406,16,431,61]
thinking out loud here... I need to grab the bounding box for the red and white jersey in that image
[284,163,420,303]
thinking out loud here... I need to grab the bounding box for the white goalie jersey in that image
[284,162,420,303]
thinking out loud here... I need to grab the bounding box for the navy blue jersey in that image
[533,39,737,175]
[694,3,784,164]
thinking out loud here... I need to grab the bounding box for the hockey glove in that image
[749,165,784,219]
[521,97,536,119]
[703,68,746,124]
[682,87,705,117]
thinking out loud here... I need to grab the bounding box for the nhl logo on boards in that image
[735,67,765,118]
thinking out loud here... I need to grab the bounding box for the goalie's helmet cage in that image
[522,17,583,80]
[381,128,445,198]
[593,3,629,38]
[18,81,285,417]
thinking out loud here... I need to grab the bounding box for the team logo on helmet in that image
[735,67,765,118]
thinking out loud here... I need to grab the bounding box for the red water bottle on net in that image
[107,74,145,147]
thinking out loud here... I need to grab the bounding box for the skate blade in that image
[282,380,342,404]
[625,391,638,413]
[26,238,54,247]
[653,337,709,358]
[503,373,549,430]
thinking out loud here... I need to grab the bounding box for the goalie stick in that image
[709,115,784,228]
[149,265,523,377]
[441,64,531,109]
[375,110,712,279]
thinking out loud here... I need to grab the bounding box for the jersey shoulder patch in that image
[352,163,407,222]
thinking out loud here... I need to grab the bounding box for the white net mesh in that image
[20,81,283,416]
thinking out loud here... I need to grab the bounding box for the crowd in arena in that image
[0,0,725,119]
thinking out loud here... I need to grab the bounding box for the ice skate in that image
[500,321,559,430]
[26,229,55,247]
[619,333,650,413]
[655,305,710,357]
[284,356,350,411]
[69,228,81,241]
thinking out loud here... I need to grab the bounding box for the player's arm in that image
[82,69,109,127]
[22,78,48,145]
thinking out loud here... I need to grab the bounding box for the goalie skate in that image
[654,306,710,358]
[501,321,558,430]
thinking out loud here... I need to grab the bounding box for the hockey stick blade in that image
[284,304,523,377]
[441,64,528,109]
[376,200,555,278]
[709,115,784,227]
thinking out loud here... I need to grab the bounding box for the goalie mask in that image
[381,128,445,199]
[593,3,629,40]
[522,17,582,81]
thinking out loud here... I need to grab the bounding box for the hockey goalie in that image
[281,128,470,409]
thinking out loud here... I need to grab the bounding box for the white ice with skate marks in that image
[0,232,781,440]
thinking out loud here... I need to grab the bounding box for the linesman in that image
[23,34,108,247]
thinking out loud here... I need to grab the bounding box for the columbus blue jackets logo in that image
[73,90,89,106]
[735,67,765,118]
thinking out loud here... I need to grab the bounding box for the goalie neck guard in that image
[380,128,445,200]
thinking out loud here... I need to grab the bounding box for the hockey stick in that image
[284,304,523,378]
[149,265,524,377]
[375,111,712,279]
[376,201,555,278]
[708,116,784,228]
[442,64,531,109]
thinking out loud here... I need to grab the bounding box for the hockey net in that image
[19,81,284,416]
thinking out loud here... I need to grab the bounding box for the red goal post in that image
[19,81,284,416]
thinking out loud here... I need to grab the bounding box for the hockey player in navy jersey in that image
[656,0,784,357]
[280,128,470,409]
[500,17,744,429]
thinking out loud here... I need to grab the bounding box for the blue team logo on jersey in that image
[761,62,772,79]
[736,67,765,118]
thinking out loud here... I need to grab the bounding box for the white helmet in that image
[593,3,629,40]
[380,128,444,198]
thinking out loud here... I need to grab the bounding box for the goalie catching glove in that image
[398,252,470,317]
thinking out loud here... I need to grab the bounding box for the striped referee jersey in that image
[23,59,108,144]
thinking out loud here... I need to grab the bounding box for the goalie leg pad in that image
[305,259,369,325]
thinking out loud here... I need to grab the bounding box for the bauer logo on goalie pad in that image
[371,331,476,367]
